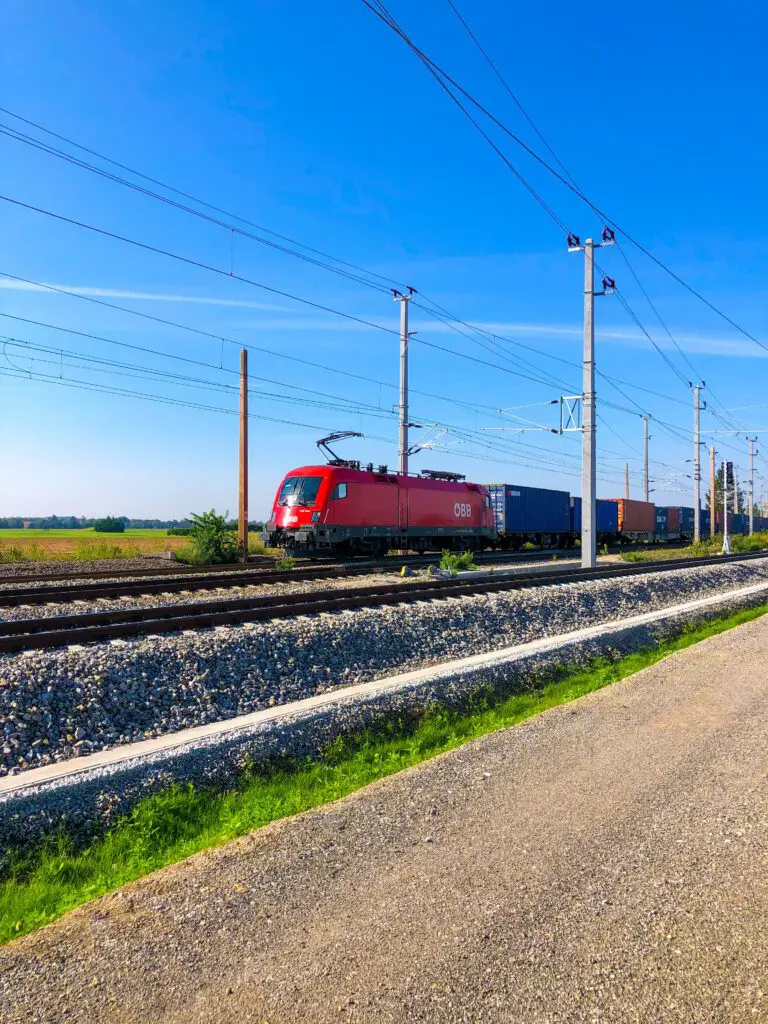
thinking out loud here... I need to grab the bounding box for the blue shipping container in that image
[570,496,619,535]
[678,506,695,531]
[701,509,711,533]
[488,484,570,536]
[655,507,669,535]
[731,513,747,534]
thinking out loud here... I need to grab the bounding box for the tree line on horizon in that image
[0,515,194,530]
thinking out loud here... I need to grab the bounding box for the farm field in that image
[0,528,189,562]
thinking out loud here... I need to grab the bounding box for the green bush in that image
[188,509,240,565]
[166,528,192,537]
[93,517,125,534]
[275,557,296,570]
[439,549,477,576]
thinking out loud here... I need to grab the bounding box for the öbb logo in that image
[453,502,471,518]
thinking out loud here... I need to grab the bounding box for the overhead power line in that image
[2,108,700,425]
[0,107,402,294]
[442,0,718,399]
[443,0,580,191]
[361,0,768,357]
[0,194,400,337]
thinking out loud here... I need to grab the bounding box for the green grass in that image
[621,531,768,562]
[2,600,767,945]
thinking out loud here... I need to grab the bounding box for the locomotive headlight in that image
[311,511,321,522]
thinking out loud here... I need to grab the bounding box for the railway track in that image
[0,545,693,603]
[0,543,687,589]
[2,551,765,654]
[0,550,592,605]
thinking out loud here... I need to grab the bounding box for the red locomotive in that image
[262,434,496,557]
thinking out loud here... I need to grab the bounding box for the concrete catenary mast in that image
[568,229,615,569]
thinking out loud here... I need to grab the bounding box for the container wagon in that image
[612,498,656,540]
[569,496,619,542]
[654,506,684,542]
[487,483,570,549]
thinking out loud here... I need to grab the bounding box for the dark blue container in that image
[678,506,695,534]
[655,507,669,537]
[569,496,619,535]
[701,509,711,535]
[731,513,748,535]
[488,484,570,536]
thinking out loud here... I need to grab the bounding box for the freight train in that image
[262,447,767,556]
[262,462,496,556]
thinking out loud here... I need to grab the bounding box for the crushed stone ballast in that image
[2,551,766,653]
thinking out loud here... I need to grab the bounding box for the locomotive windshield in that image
[277,475,323,507]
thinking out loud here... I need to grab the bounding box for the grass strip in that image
[2,600,767,944]
[621,532,768,562]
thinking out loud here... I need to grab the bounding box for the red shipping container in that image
[613,498,656,534]
[667,507,681,531]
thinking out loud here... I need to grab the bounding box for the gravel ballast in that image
[1,559,767,779]
[0,556,182,581]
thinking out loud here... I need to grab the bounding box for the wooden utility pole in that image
[238,348,249,562]
[625,462,630,500]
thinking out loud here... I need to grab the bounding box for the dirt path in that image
[2,618,768,1023]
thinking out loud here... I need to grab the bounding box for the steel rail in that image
[0,545,693,604]
[0,543,689,589]
[2,551,765,654]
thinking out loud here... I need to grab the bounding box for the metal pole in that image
[733,465,739,514]
[238,348,249,562]
[722,459,730,554]
[582,239,597,569]
[625,462,629,500]
[709,446,716,538]
[748,437,757,535]
[395,291,412,477]
[693,384,701,543]
[643,415,649,503]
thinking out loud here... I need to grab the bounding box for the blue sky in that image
[2,0,767,518]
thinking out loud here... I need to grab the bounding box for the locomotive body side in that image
[262,465,496,555]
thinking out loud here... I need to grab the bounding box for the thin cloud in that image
[0,278,291,312]
[2,277,761,358]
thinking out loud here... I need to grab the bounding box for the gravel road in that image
[3,614,767,1023]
